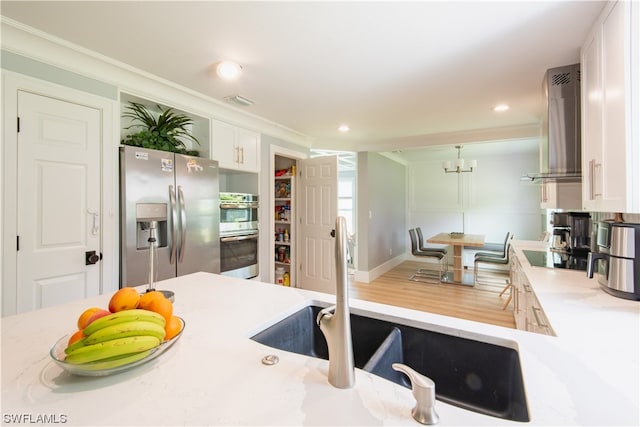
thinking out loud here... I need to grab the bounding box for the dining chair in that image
[475,232,513,259]
[415,227,448,254]
[473,237,512,309]
[408,229,447,283]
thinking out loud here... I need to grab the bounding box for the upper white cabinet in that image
[211,119,260,172]
[581,1,640,213]
[540,182,582,210]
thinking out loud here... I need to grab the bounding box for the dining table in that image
[426,232,485,285]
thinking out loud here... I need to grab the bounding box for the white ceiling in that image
[1,1,605,158]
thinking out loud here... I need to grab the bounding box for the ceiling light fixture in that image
[216,60,242,80]
[443,145,476,174]
[493,104,510,112]
[338,124,350,132]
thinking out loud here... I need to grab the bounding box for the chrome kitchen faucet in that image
[316,216,355,388]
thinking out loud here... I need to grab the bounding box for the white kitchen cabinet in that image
[211,119,260,172]
[510,247,555,336]
[540,181,582,210]
[581,1,640,213]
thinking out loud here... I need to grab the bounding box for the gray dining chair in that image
[475,232,513,259]
[408,229,447,283]
[473,235,512,309]
[415,227,448,254]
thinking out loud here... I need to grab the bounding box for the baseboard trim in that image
[354,253,408,283]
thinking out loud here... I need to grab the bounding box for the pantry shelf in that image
[273,158,296,286]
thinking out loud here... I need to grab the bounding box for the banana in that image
[65,335,161,365]
[78,349,154,371]
[65,337,88,355]
[82,309,165,336]
[83,320,166,345]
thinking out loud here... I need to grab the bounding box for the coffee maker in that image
[551,212,591,252]
[568,212,591,252]
[587,221,640,301]
[551,212,570,250]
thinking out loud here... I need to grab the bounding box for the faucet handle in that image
[316,305,336,326]
[392,363,439,425]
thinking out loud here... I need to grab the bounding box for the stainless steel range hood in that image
[523,63,582,182]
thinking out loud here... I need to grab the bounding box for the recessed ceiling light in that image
[216,61,242,80]
[493,104,510,112]
[338,124,350,132]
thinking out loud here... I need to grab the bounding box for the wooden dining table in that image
[427,232,485,285]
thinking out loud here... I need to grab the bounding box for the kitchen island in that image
[1,241,639,426]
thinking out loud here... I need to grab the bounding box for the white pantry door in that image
[298,156,338,294]
[16,91,102,312]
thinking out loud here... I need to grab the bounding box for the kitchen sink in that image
[251,304,529,422]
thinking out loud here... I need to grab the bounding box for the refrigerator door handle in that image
[169,185,178,264]
[178,185,187,263]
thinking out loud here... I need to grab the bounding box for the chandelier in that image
[443,145,477,174]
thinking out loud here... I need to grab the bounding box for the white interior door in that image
[16,90,102,312]
[298,156,338,294]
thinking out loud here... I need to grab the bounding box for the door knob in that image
[330,229,336,237]
[85,250,101,265]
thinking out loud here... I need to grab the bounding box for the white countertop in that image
[1,243,639,426]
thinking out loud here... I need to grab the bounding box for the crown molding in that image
[1,17,313,148]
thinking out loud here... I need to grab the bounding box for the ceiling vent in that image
[223,94,254,107]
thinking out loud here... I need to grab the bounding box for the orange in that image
[140,293,173,323]
[164,315,182,341]
[138,291,166,310]
[68,329,84,346]
[108,287,140,312]
[77,307,103,329]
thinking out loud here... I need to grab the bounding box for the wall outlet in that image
[389,248,393,256]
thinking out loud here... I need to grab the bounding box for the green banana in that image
[83,320,166,345]
[65,335,161,364]
[78,349,154,371]
[82,309,165,336]
[65,337,88,355]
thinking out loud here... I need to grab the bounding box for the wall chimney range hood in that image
[523,64,582,183]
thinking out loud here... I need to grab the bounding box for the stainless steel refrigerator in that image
[119,146,220,287]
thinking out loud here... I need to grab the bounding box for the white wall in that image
[406,140,542,264]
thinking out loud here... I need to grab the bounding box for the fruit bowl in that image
[49,317,185,377]
[448,232,465,238]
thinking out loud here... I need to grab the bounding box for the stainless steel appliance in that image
[524,63,582,183]
[543,64,581,178]
[568,212,591,252]
[587,222,640,301]
[219,193,258,236]
[219,193,259,279]
[551,212,570,250]
[550,212,591,253]
[119,146,220,287]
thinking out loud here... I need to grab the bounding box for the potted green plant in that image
[121,101,200,156]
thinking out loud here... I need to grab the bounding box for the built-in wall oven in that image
[219,193,259,279]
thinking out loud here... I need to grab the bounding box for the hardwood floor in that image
[349,261,516,329]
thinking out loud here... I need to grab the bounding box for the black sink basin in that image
[251,305,529,422]
[251,305,396,369]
